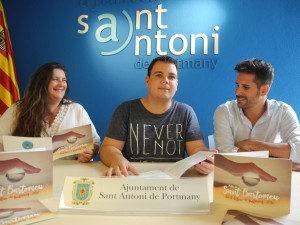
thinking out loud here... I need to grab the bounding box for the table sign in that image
[0,200,54,225]
[59,175,210,214]
[59,150,214,214]
[0,149,53,204]
[214,154,292,216]
[3,124,94,160]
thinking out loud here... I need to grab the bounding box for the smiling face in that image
[47,68,67,103]
[145,61,178,101]
[235,72,268,110]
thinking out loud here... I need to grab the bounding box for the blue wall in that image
[2,0,300,153]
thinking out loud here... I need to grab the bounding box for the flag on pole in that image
[0,0,20,116]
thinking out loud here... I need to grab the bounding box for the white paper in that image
[163,151,215,178]
[3,136,52,151]
[131,170,172,179]
[221,150,269,158]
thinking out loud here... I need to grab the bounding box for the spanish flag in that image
[0,1,20,116]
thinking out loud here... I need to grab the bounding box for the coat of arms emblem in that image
[72,178,94,205]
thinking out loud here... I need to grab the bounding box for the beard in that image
[236,90,260,109]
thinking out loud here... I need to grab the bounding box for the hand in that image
[194,155,215,175]
[0,158,40,175]
[235,139,261,151]
[193,149,217,175]
[226,210,283,224]
[238,162,277,182]
[104,155,139,177]
[78,150,93,163]
[216,155,276,182]
[52,131,86,143]
[292,163,300,171]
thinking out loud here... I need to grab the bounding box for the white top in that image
[214,99,300,163]
[0,102,100,150]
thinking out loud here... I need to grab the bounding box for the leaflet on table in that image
[3,124,94,160]
[222,209,298,225]
[214,154,292,216]
[59,175,210,214]
[0,200,54,225]
[135,150,268,179]
[163,150,215,178]
[3,136,52,151]
[52,124,93,160]
[0,149,53,205]
[131,170,172,179]
[128,151,214,179]
[221,150,269,158]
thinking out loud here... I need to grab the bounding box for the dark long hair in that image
[13,62,71,137]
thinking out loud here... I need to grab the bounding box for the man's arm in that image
[185,139,209,155]
[214,105,236,152]
[279,106,300,163]
[235,140,291,158]
[215,155,276,182]
[236,105,300,162]
[100,137,139,176]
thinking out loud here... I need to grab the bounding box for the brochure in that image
[0,149,53,204]
[3,124,94,160]
[0,200,54,225]
[3,136,52,151]
[222,209,298,225]
[214,154,292,216]
[52,124,94,160]
[129,150,214,179]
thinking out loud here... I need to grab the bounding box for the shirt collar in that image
[237,99,270,126]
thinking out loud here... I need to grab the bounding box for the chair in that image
[208,135,215,150]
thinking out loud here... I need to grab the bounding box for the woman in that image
[0,62,100,162]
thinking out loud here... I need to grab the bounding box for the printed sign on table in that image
[60,176,210,214]
[59,151,214,214]
[214,154,292,216]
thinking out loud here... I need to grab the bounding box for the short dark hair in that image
[234,58,274,88]
[147,55,178,77]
